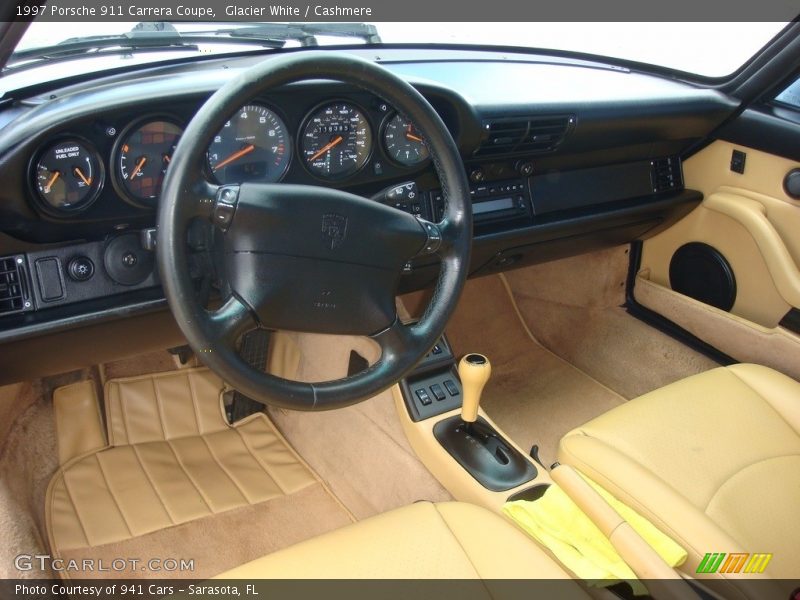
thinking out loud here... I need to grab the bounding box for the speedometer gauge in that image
[207,104,291,185]
[301,102,372,179]
[115,119,182,205]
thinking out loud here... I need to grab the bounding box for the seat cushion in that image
[558,364,800,594]
[217,501,585,587]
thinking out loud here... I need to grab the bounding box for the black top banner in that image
[7,0,800,22]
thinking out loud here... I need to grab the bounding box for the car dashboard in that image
[0,47,738,381]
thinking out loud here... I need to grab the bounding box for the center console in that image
[394,333,550,511]
[398,335,463,421]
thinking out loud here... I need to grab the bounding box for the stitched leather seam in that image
[102,380,115,447]
[233,426,288,496]
[94,453,133,537]
[151,377,168,441]
[198,434,252,504]
[56,472,91,549]
[704,453,800,512]
[186,372,203,436]
[163,440,214,514]
[130,444,177,525]
[432,504,487,582]
[116,383,132,446]
[727,366,800,437]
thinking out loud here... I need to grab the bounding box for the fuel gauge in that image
[34,139,103,212]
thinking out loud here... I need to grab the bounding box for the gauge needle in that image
[129,156,147,180]
[405,132,424,143]
[308,136,343,162]
[73,167,92,186]
[43,170,61,193]
[213,144,255,171]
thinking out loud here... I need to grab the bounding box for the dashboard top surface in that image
[0,47,734,216]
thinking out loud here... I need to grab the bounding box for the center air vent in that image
[476,115,575,157]
[0,255,31,317]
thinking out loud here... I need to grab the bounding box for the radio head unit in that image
[429,178,532,224]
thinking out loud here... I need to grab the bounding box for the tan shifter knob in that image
[458,353,491,423]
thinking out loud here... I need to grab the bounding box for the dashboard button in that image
[67,256,94,282]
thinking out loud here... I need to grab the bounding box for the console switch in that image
[443,379,459,396]
[430,384,446,401]
[415,388,432,406]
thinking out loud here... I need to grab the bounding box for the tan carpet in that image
[266,332,453,520]
[0,370,94,579]
[444,274,625,467]
[100,348,183,381]
[503,245,719,399]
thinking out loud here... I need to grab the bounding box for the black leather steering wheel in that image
[157,52,472,410]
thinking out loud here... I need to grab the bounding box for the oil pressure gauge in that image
[34,139,103,212]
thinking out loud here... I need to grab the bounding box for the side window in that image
[775,76,800,109]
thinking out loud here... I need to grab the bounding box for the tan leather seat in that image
[559,364,800,598]
[217,500,585,590]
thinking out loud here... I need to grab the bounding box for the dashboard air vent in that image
[650,157,683,193]
[476,115,575,156]
[0,255,30,317]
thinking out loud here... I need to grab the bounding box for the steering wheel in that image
[157,52,472,410]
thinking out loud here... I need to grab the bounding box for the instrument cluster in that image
[29,97,431,215]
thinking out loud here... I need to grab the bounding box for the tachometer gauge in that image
[301,102,372,179]
[34,139,103,212]
[116,119,182,205]
[383,113,429,167]
[207,104,291,185]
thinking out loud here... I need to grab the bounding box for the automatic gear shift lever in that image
[458,353,491,424]
[432,352,536,492]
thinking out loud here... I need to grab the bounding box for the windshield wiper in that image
[6,22,382,69]
[225,22,382,46]
[7,29,280,67]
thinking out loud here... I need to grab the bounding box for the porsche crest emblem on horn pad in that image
[321,213,348,249]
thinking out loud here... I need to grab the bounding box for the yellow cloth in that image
[503,476,686,595]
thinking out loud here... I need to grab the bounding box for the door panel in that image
[635,140,800,375]
[684,140,800,264]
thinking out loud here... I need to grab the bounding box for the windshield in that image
[11,21,791,78]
